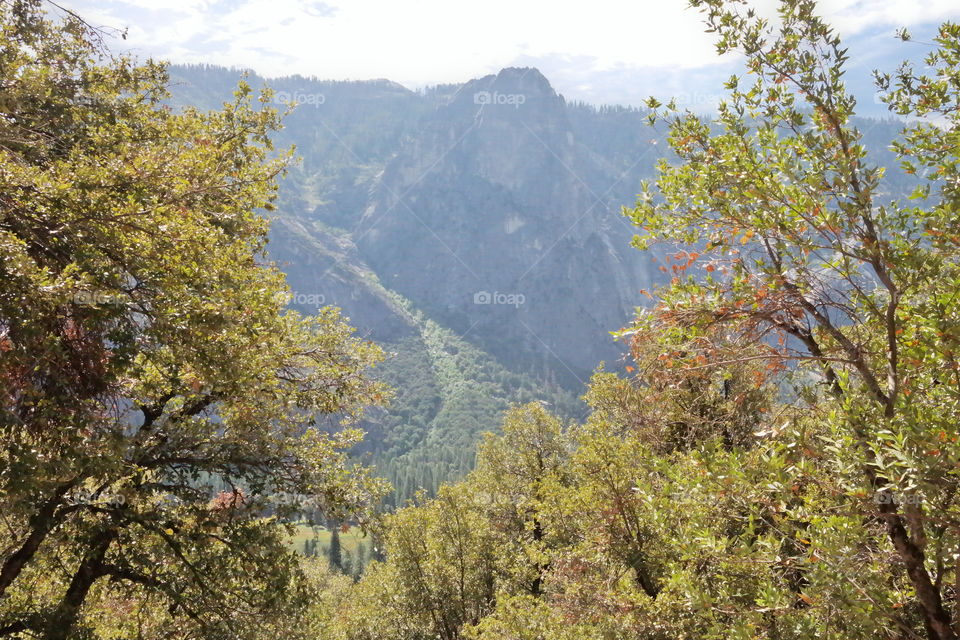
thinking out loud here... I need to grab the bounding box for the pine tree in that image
[328,527,343,573]
[355,542,367,577]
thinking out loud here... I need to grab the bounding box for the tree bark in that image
[873,491,956,640]
[530,517,545,597]
[0,483,78,598]
[789,325,953,640]
[44,528,116,640]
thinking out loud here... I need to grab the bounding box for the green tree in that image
[354,541,366,578]
[472,403,569,596]
[0,2,387,638]
[384,486,498,640]
[320,404,568,639]
[328,527,343,573]
[335,4,960,640]
[627,1,960,638]
[323,484,499,639]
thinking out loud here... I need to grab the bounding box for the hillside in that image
[166,63,917,499]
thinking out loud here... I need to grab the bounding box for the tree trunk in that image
[879,503,956,640]
[530,517,546,597]
[0,483,76,598]
[44,528,116,640]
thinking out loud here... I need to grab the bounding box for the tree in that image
[322,481,500,639]
[320,404,569,639]
[300,2,960,637]
[383,486,498,640]
[0,2,387,638]
[627,1,960,638]
[354,541,366,579]
[328,527,343,573]
[472,403,569,596]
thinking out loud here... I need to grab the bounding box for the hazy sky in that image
[61,0,959,111]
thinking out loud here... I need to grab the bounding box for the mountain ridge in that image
[166,63,915,497]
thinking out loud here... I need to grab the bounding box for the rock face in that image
[164,64,918,495]
[167,64,667,388]
[353,68,656,385]
[268,216,417,344]
[167,65,911,390]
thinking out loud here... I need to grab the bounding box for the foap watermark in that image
[274,90,325,108]
[875,491,923,506]
[65,488,127,508]
[268,491,325,511]
[274,290,327,306]
[474,91,526,108]
[674,91,724,109]
[72,290,127,306]
[473,291,525,308]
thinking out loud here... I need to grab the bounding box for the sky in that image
[60,0,960,113]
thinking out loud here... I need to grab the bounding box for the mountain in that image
[352,67,660,385]
[166,66,664,384]
[165,63,914,499]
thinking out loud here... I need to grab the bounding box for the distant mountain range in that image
[166,63,915,500]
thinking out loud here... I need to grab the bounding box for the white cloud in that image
[61,0,959,95]
[819,0,959,34]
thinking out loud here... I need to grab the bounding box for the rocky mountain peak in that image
[445,67,564,121]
